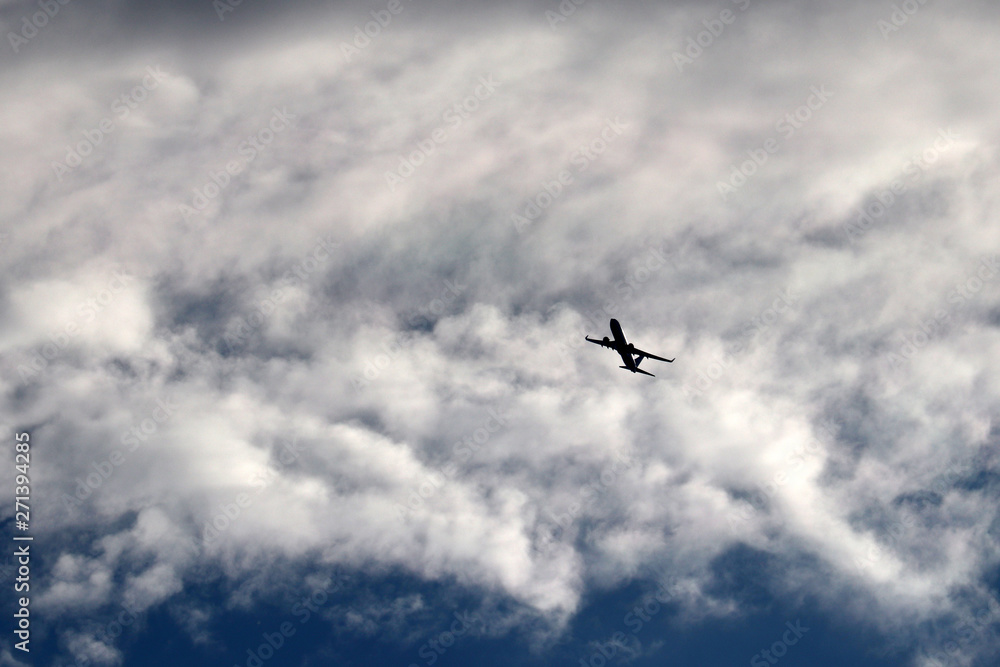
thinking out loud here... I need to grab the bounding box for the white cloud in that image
[4,1,1000,664]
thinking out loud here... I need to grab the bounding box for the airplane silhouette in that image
[586,319,674,377]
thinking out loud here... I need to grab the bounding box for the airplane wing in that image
[621,365,656,377]
[631,347,674,363]
[585,336,616,349]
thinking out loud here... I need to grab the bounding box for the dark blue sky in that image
[10,523,998,666]
[14,552,947,667]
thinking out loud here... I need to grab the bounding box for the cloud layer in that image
[2,0,999,665]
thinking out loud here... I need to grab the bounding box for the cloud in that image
[3,0,999,665]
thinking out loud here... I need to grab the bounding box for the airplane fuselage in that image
[609,318,637,371]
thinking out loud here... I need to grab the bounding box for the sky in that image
[1,0,999,665]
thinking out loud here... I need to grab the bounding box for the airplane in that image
[586,319,674,377]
